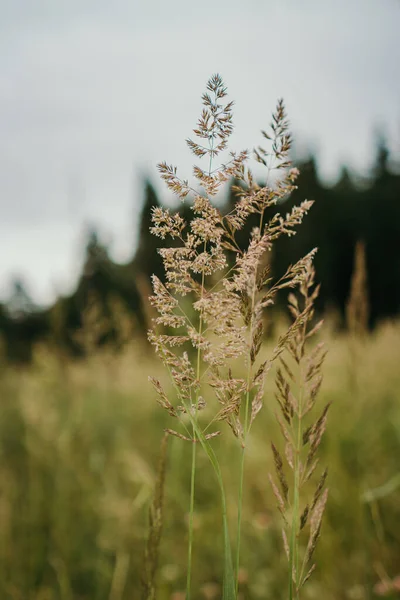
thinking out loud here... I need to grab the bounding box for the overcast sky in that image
[0,0,399,304]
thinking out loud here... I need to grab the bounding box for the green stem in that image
[186,439,197,599]
[235,383,251,594]
[192,422,235,600]
[289,326,306,600]
[173,399,235,599]
[289,455,300,600]
[235,210,266,594]
[289,392,303,600]
[186,233,207,598]
[235,450,245,595]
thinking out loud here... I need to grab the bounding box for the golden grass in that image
[0,319,399,599]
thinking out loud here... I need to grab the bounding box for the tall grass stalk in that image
[235,132,275,593]
[148,74,320,597]
[142,434,169,600]
[186,437,196,599]
[271,264,329,599]
[187,127,215,599]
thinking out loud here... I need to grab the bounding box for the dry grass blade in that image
[268,474,287,521]
[346,240,369,337]
[271,442,289,502]
[304,488,329,567]
[141,434,169,600]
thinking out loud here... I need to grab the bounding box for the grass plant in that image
[148,74,324,598]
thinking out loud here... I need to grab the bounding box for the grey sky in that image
[0,0,399,304]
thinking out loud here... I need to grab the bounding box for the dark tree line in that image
[1,141,399,362]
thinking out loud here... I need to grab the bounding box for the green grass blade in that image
[186,416,236,599]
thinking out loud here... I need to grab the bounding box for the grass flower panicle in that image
[147,74,326,599]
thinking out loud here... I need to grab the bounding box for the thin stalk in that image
[234,368,251,595]
[187,127,236,597]
[187,116,214,595]
[235,208,266,594]
[186,439,196,599]
[170,110,237,597]
[189,417,236,600]
[165,374,235,600]
[159,357,236,598]
[289,327,306,600]
[289,431,301,600]
[186,245,206,599]
[234,148,276,591]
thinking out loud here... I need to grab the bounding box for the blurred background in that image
[0,1,399,599]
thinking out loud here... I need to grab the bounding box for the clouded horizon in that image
[0,0,399,305]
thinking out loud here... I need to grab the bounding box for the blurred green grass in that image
[0,320,399,600]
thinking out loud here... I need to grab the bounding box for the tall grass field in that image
[0,318,399,599]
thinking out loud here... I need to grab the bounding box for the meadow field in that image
[1,4,399,599]
[0,316,399,600]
